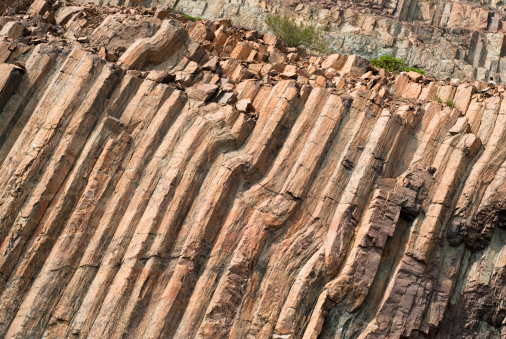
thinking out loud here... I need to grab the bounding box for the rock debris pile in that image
[144,0,506,83]
[0,2,506,338]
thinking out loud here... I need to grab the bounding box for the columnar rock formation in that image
[1,2,506,338]
[74,0,506,83]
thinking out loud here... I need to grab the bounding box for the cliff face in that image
[1,2,506,339]
[75,0,506,83]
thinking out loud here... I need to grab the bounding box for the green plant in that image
[265,14,328,53]
[405,67,425,75]
[172,8,203,21]
[446,100,456,108]
[435,96,442,103]
[370,55,426,75]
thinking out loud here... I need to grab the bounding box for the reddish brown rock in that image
[118,19,190,70]
[235,98,255,112]
[0,21,25,39]
[186,83,219,101]
[0,4,505,339]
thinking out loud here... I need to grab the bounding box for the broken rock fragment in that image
[0,4,504,339]
[235,98,255,112]
[186,83,219,101]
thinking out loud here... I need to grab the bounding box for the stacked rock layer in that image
[1,3,506,339]
[86,0,506,83]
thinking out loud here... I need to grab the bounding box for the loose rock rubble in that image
[0,2,506,339]
[128,0,506,84]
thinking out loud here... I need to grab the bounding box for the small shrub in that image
[405,67,425,75]
[265,14,328,53]
[446,100,456,108]
[370,55,406,73]
[435,96,443,103]
[370,55,426,75]
[172,8,202,21]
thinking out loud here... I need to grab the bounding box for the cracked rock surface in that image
[0,2,506,339]
[95,0,506,83]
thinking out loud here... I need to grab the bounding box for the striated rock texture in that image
[1,3,506,339]
[75,0,506,83]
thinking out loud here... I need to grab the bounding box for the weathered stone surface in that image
[186,83,218,101]
[90,14,161,53]
[0,3,505,339]
[78,0,506,83]
[118,19,189,70]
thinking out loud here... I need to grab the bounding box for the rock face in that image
[75,0,506,83]
[1,3,506,339]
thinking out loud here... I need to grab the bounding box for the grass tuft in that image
[265,14,328,53]
[172,8,203,21]
[446,100,456,108]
